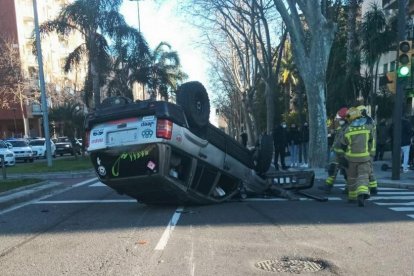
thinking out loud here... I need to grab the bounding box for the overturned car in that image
[85,82,314,205]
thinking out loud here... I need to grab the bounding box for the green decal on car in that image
[111,145,156,177]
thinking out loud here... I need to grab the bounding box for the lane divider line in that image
[34,199,136,204]
[155,206,184,251]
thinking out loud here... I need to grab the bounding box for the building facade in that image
[0,0,86,139]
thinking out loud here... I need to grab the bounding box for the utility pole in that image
[392,0,408,180]
[33,0,52,167]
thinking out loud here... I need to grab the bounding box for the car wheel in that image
[29,158,34,163]
[60,153,63,157]
[176,81,210,129]
[254,134,273,174]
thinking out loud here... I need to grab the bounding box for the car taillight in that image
[156,119,173,140]
[85,131,90,148]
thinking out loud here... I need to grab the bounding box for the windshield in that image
[0,141,6,148]
[8,140,29,147]
[30,140,45,146]
[57,137,71,143]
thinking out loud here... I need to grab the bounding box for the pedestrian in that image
[340,107,375,207]
[401,116,414,173]
[299,122,309,167]
[374,119,388,161]
[319,107,348,193]
[273,122,289,170]
[287,123,300,167]
[240,128,248,148]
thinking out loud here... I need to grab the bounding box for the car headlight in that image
[65,145,70,148]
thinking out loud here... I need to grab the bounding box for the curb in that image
[314,176,414,190]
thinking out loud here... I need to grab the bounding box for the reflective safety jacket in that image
[332,124,348,158]
[340,118,374,162]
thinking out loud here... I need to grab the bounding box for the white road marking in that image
[407,214,414,219]
[373,192,414,195]
[370,196,414,200]
[89,182,106,187]
[240,197,342,202]
[389,207,414,212]
[34,199,136,204]
[0,178,98,216]
[155,206,184,251]
[374,202,414,206]
[339,187,406,191]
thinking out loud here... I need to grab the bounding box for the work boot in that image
[357,194,369,207]
[318,185,333,194]
[342,187,348,195]
[370,187,378,196]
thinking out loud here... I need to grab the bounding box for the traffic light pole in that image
[392,0,408,180]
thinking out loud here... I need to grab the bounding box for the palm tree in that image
[36,0,149,108]
[279,41,299,114]
[130,42,188,101]
[360,3,396,117]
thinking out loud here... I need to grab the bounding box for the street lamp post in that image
[129,0,141,32]
[33,0,52,167]
[129,0,146,100]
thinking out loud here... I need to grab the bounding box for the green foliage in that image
[48,102,85,138]
[6,157,92,174]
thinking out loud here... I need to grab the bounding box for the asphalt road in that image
[1,179,414,276]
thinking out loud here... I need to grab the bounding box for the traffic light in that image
[397,40,412,78]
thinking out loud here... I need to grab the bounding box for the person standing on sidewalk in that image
[299,122,309,167]
[401,116,414,173]
[340,107,375,207]
[287,123,301,167]
[273,122,289,170]
[319,107,348,193]
[374,119,388,161]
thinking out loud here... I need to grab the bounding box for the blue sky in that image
[120,0,209,86]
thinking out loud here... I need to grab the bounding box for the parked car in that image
[55,137,74,156]
[29,139,56,159]
[0,140,16,166]
[6,139,34,163]
[85,81,314,205]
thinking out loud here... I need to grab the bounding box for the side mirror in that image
[7,144,12,149]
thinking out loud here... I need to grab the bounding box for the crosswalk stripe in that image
[374,201,414,206]
[407,214,414,219]
[89,182,106,187]
[389,207,414,212]
[34,200,136,204]
[374,192,414,195]
[370,196,414,200]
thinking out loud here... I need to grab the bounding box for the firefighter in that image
[318,107,349,193]
[340,107,375,207]
[356,105,378,195]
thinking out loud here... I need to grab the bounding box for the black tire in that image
[29,158,34,163]
[60,153,63,157]
[254,134,273,174]
[176,81,210,128]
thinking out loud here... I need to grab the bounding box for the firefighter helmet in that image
[336,107,348,119]
[346,107,362,121]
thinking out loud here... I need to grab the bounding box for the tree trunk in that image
[265,79,275,134]
[346,0,358,76]
[304,78,328,167]
[91,60,100,108]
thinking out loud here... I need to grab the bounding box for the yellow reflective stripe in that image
[348,190,357,199]
[369,181,377,188]
[356,186,369,194]
[346,152,370,157]
[334,148,344,153]
[326,177,334,185]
